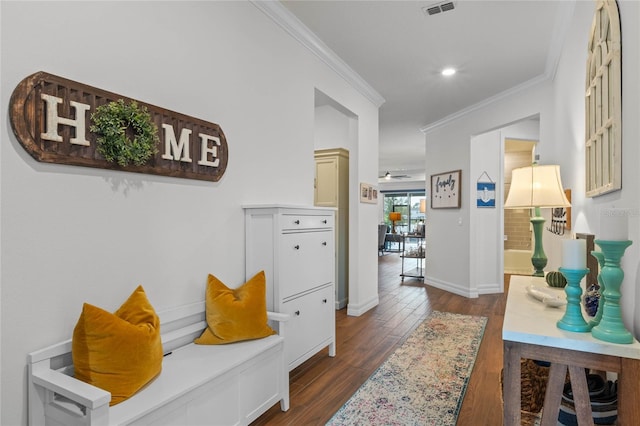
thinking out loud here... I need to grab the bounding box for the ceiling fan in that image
[379,171,411,180]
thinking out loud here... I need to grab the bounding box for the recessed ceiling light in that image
[441,67,456,76]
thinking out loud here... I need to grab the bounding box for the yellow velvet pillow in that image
[194,271,275,345]
[72,285,163,406]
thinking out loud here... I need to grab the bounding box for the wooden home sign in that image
[9,71,228,182]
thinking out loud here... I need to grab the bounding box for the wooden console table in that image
[503,275,640,425]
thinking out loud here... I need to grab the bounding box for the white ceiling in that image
[281,0,575,181]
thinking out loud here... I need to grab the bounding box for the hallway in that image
[254,254,508,425]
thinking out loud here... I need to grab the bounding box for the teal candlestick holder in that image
[588,251,605,329]
[557,267,590,332]
[591,239,633,344]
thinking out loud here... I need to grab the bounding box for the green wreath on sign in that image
[90,99,159,167]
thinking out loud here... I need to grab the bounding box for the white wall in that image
[469,129,502,296]
[378,180,426,193]
[425,80,551,297]
[469,119,540,296]
[0,2,380,424]
[546,0,639,335]
[425,0,640,338]
[567,0,640,335]
[314,103,353,151]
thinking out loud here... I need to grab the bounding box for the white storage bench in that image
[28,301,289,426]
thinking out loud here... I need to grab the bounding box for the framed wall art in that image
[360,183,377,204]
[431,169,461,209]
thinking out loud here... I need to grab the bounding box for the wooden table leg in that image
[618,357,640,425]
[540,363,567,426]
[567,365,594,426]
[503,341,521,426]
[541,363,594,426]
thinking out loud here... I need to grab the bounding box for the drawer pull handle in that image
[294,245,300,250]
[294,220,300,225]
[295,310,300,316]
[322,241,327,246]
[322,219,327,224]
[322,299,327,303]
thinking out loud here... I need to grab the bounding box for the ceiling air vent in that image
[422,1,455,16]
[440,2,455,12]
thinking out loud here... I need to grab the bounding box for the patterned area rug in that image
[326,311,487,426]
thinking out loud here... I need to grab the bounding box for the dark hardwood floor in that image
[253,253,509,425]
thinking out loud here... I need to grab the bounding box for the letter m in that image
[161,124,192,163]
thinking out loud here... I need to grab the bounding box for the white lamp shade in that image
[504,165,571,208]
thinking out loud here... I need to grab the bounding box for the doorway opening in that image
[382,192,426,236]
[313,89,356,310]
[503,139,536,275]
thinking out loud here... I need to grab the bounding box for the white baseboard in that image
[335,297,348,310]
[425,276,479,298]
[346,295,379,316]
[477,282,502,295]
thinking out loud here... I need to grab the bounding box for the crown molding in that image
[421,0,576,134]
[251,0,385,108]
[545,0,577,80]
[420,73,548,134]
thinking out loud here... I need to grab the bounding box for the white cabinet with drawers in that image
[244,205,336,371]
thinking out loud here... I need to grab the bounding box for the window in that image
[382,191,426,235]
[585,0,621,197]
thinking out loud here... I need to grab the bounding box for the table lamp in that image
[504,164,571,277]
[389,212,401,234]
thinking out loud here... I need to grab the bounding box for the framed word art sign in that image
[9,71,228,182]
[431,169,461,209]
